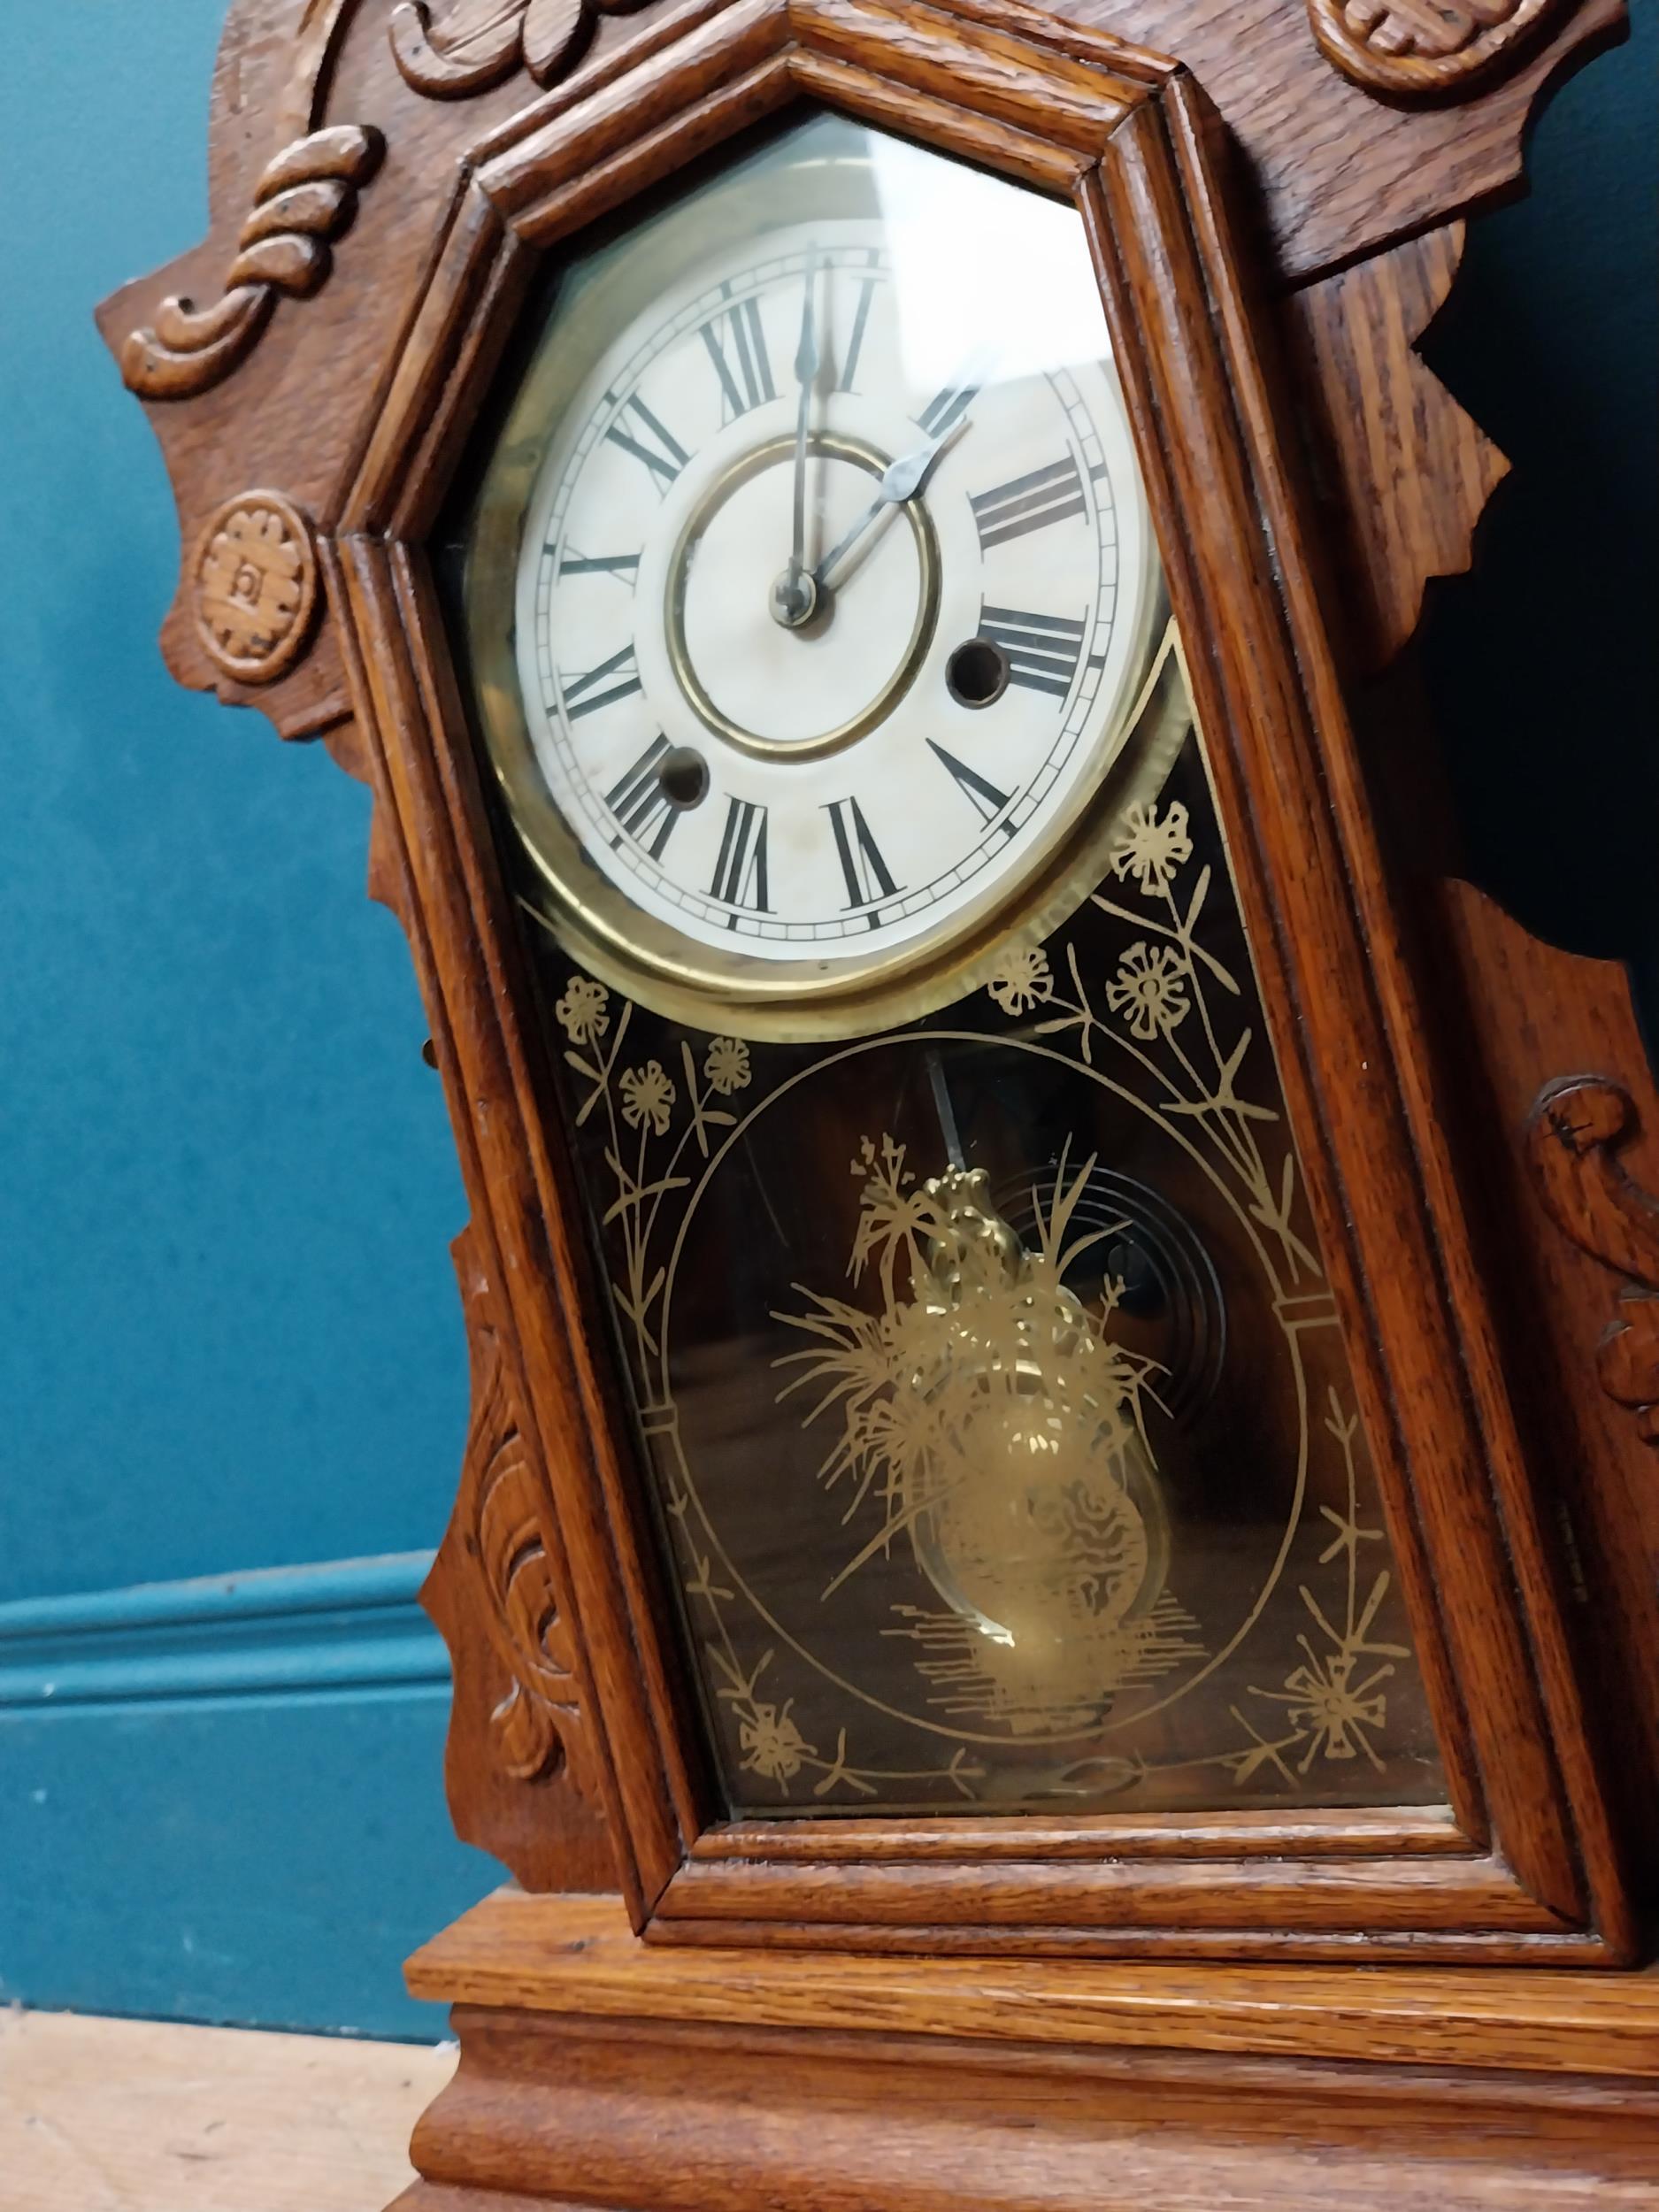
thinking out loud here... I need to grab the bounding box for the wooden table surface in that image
[0,2009,454,2212]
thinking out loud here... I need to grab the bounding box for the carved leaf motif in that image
[522,0,590,82]
[1528,1078,1659,1447]
[389,0,527,95]
[450,1232,599,1789]
[1308,0,1569,95]
[389,0,600,96]
[475,1419,580,1778]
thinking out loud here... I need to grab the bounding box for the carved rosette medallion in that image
[1309,0,1571,96]
[193,491,320,685]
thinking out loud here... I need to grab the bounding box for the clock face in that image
[467,116,1165,1038]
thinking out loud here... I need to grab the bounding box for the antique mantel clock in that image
[104,0,1659,2202]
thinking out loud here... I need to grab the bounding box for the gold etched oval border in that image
[654,1024,1316,1754]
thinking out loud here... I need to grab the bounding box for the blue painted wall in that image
[0,5,1649,2039]
[0,7,494,2039]
[0,9,473,1604]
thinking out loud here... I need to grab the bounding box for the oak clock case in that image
[457,115,1444,1823]
[104,0,1659,2198]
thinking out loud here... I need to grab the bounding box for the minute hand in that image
[785,247,819,601]
[814,418,967,590]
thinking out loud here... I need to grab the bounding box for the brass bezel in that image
[465,121,1173,1043]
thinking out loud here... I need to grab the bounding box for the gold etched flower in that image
[1280,1647,1390,1768]
[739,1701,810,1784]
[618,1059,675,1134]
[554,975,610,1045]
[1105,942,1190,1040]
[1110,802,1193,895]
[703,1035,751,1095]
[986,945,1054,1017]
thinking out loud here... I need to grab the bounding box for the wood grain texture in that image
[649,1847,1577,1942]
[95,0,1624,739]
[1080,68,1628,1947]
[1283,224,1510,674]
[334,532,697,1915]
[1153,74,1646,1951]
[1308,0,1575,99]
[98,2,1659,2201]
[1067,0,1624,283]
[1429,881,1659,1884]
[390,0,599,98]
[407,1888,1659,2071]
[120,122,383,401]
[0,2008,454,2212]
[1529,1078,1659,1444]
[396,2008,1659,2212]
[98,0,1650,1963]
[692,1805,1469,1857]
[396,1893,1659,2209]
[414,1224,615,1891]
[321,0,1638,1957]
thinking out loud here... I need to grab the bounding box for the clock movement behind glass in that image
[459,113,1442,1820]
[104,0,1659,2200]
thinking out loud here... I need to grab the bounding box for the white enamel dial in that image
[474,119,1171,1033]
[469,111,1186,1026]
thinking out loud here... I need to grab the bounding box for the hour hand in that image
[814,415,968,592]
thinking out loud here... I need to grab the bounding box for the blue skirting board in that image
[0,1555,496,2039]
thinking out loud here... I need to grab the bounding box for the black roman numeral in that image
[970,457,1087,549]
[927,740,1015,834]
[701,294,776,421]
[603,395,689,494]
[836,257,879,395]
[558,547,640,581]
[709,796,771,916]
[825,796,900,917]
[980,608,1087,700]
[562,642,641,721]
[916,378,979,441]
[603,734,677,860]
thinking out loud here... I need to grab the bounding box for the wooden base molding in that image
[396,1892,1659,2210]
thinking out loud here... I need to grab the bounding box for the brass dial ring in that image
[664,431,941,764]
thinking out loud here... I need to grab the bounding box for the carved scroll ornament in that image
[121,125,383,402]
[1528,1077,1659,1446]
[1309,0,1572,96]
[390,0,643,98]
